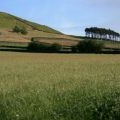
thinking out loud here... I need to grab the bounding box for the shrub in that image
[28,40,62,53]
[13,26,21,33]
[28,41,46,52]
[13,26,28,35]
[21,27,28,35]
[76,40,104,53]
[49,43,62,52]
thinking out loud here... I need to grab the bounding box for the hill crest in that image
[0,12,62,34]
[0,12,79,43]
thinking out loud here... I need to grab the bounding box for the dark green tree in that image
[85,27,120,41]
[49,43,62,52]
[77,40,104,53]
[28,40,62,53]
[13,26,21,33]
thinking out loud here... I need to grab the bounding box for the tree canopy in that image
[85,27,120,41]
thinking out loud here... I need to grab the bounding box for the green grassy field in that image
[0,52,120,120]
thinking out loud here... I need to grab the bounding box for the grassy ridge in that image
[0,12,28,28]
[0,12,119,52]
[0,52,120,120]
[0,12,79,43]
[0,12,61,34]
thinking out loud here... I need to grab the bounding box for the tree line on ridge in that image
[85,27,120,41]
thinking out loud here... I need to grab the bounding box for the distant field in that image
[34,37,79,46]
[36,38,120,49]
[0,28,78,42]
[0,52,120,120]
[0,38,120,53]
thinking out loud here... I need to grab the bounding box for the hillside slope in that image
[0,12,61,34]
[0,12,80,43]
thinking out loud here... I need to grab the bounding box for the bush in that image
[28,40,62,53]
[21,27,28,35]
[76,40,104,53]
[49,43,62,52]
[12,26,28,35]
[13,26,21,33]
[28,41,47,52]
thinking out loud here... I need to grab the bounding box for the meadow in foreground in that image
[0,52,120,120]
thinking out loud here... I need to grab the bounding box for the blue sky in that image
[0,0,120,35]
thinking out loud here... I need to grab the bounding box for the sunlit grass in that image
[0,52,120,120]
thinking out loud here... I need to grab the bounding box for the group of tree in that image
[28,38,104,53]
[85,27,120,41]
[28,39,62,53]
[72,40,104,53]
[13,26,28,35]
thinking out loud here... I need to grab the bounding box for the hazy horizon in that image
[0,0,120,35]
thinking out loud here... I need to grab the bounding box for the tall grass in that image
[0,52,120,120]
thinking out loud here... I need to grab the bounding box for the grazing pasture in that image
[0,52,120,120]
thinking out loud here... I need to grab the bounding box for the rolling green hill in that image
[0,12,61,34]
[0,12,81,52]
[0,12,120,53]
[0,12,80,44]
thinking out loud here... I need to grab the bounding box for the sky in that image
[0,0,120,35]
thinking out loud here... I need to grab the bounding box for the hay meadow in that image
[0,52,120,120]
